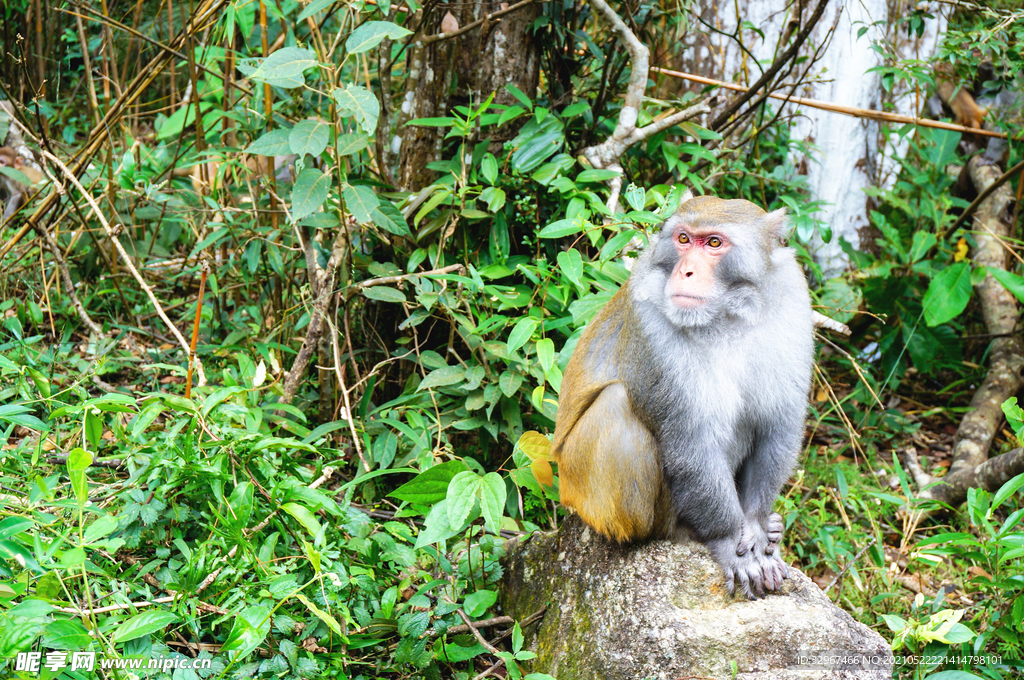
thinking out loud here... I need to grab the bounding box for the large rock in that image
[499,515,892,679]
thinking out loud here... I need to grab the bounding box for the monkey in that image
[934,62,986,130]
[0,146,46,222]
[551,195,814,599]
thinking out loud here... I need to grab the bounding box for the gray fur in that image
[624,196,814,597]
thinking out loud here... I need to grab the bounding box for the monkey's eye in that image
[678,233,690,244]
[707,236,722,248]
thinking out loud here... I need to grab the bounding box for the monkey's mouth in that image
[670,294,708,308]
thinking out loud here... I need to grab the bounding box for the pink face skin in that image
[667,227,732,308]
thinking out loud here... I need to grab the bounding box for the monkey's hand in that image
[709,520,788,599]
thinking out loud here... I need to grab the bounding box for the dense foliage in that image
[0,1,1023,679]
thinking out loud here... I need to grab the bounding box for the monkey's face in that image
[632,196,785,329]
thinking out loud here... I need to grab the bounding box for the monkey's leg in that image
[664,455,774,598]
[556,382,670,543]
[734,433,800,591]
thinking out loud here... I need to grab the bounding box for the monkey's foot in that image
[711,522,789,599]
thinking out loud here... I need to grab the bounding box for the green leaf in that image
[556,248,583,286]
[479,472,506,534]
[362,286,407,303]
[463,590,498,618]
[480,186,505,212]
[41,620,91,650]
[535,338,555,372]
[507,317,539,354]
[249,47,318,88]
[538,218,583,239]
[624,184,645,211]
[245,128,292,156]
[986,267,1024,305]
[221,605,272,661]
[281,502,323,538]
[112,611,180,643]
[336,132,369,156]
[391,461,468,504]
[333,84,381,134]
[577,168,622,182]
[289,119,331,157]
[992,472,1024,512]
[290,168,332,221]
[509,118,562,173]
[344,184,379,223]
[481,153,498,185]
[446,471,481,529]
[922,262,971,326]
[499,370,523,397]
[419,365,467,390]
[345,21,413,54]
[505,84,533,109]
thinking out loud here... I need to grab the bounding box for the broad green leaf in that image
[624,184,645,211]
[345,21,413,54]
[294,593,344,635]
[538,218,582,239]
[281,502,323,538]
[478,472,506,534]
[507,317,539,354]
[41,620,91,650]
[986,267,1024,304]
[245,128,292,156]
[336,132,369,156]
[298,0,335,20]
[371,204,413,237]
[992,472,1024,512]
[463,590,497,618]
[290,168,331,221]
[446,471,481,529]
[499,370,523,397]
[112,611,180,643]
[480,186,505,212]
[577,169,622,182]
[249,47,318,88]
[909,230,937,264]
[556,248,583,285]
[0,517,33,540]
[509,118,562,173]
[390,460,468,504]
[221,605,272,661]
[419,365,467,390]
[289,119,331,157]
[362,286,406,303]
[922,262,971,327]
[333,84,381,134]
[536,338,555,372]
[344,184,379,223]
[480,153,498,185]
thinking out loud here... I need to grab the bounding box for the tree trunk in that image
[397,1,540,191]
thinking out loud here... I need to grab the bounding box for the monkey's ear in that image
[764,208,791,246]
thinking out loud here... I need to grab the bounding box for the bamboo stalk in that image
[651,66,1010,140]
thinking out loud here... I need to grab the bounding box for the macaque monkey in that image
[552,196,814,599]
[934,62,986,130]
[0,146,46,222]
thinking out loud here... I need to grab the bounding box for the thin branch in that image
[709,0,830,130]
[653,67,1010,141]
[38,149,206,386]
[420,0,539,46]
